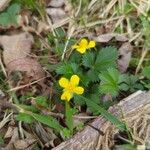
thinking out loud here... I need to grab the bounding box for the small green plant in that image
[16,37,145,141]
[53,38,127,133]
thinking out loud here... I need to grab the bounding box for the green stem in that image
[65,101,73,134]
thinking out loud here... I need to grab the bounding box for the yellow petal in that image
[87,40,96,48]
[79,39,88,47]
[61,91,72,101]
[70,75,80,86]
[76,47,87,54]
[74,86,84,94]
[59,77,69,88]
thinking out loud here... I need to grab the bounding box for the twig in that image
[8,77,47,92]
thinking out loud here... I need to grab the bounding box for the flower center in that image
[66,83,75,93]
[79,43,88,49]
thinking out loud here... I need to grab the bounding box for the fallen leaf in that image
[93,33,128,43]
[37,21,50,34]
[34,123,57,148]
[4,127,19,150]
[47,0,65,7]
[93,33,114,43]
[7,57,45,80]
[46,8,66,23]
[0,32,45,81]
[14,138,36,150]
[118,42,133,73]
[0,32,33,65]
[4,126,14,138]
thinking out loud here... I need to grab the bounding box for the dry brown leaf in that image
[47,0,64,7]
[35,123,57,147]
[0,32,45,81]
[14,138,36,150]
[7,57,44,80]
[118,42,133,73]
[0,32,33,65]
[46,8,66,23]
[4,127,19,150]
[4,126,14,138]
[37,21,50,34]
[93,33,128,43]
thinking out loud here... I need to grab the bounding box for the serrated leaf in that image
[87,69,99,82]
[119,74,143,92]
[82,52,95,68]
[79,73,91,86]
[31,113,63,132]
[69,52,82,64]
[95,47,118,71]
[16,113,34,123]
[99,68,120,96]
[82,47,118,82]
[74,94,86,106]
[56,63,79,77]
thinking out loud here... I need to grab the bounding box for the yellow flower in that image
[72,38,96,54]
[59,75,84,101]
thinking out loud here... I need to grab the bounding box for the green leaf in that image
[31,113,63,132]
[18,104,38,113]
[82,47,118,82]
[87,69,99,82]
[60,128,72,140]
[35,96,48,108]
[74,94,86,106]
[0,3,20,27]
[69,52,82,64]
[16,113,34,123]
[65,102,77,134]
[119,74,143,92]
[77,95,126,131]
[0,13,10,26]
[82,52,95,68]
[95,46,118,71]
[99,68,120,96]
[7,3,21,15]
[142,66,150,79]
[56,63,79,77]
[144,83,150,89]
[0,135,4,145]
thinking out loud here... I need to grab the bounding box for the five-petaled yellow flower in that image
[59,75,84,101]
[72,38,96,54]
